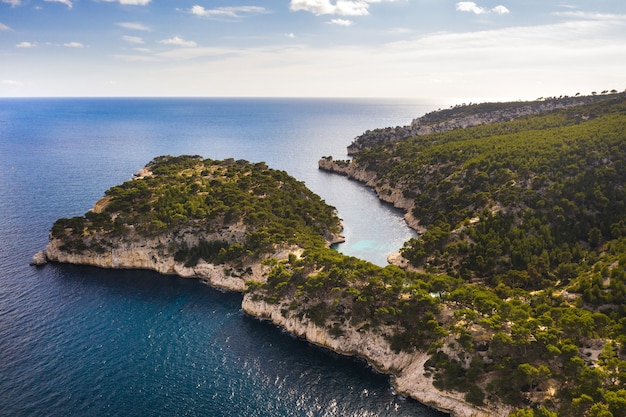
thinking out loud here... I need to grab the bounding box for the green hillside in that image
[51,155,343,265]
[311,94,626,416]
[48,94,626,416]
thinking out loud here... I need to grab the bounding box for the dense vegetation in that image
[51,155,342,265]
[347,92,621,154]
[248,247,449,351]
[50,93,626,416]
[320,93,626,416]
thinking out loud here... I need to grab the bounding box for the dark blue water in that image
[0,98,445,417]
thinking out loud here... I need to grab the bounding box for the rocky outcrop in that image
[31,250,47,266]
[243,296,513,417]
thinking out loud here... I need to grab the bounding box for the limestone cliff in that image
[319,157,425,234]
[242,296,513,417]
[36,155,520,416]
[43,235,269,292]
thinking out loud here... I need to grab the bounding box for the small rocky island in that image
[37,91,626,417]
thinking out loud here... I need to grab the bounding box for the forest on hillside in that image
[51,155,343,265]
[298,94,626,416]
[49,94,626,416]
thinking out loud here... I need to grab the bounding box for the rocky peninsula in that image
[35,155,344,293]
[37,91,626,417]
[36,154,510,417]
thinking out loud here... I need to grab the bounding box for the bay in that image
[0,98,446,417]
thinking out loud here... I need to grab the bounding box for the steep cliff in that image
[242,296,513,417]
[319,156,425,233]
[43,231,272,292]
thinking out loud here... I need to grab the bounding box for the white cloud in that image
[2,0,21,7]
[117,22,151,31]
[64,42,84,48]
[119,45,237,62]
[456,2,509,15]
[103,0,151,6]
[5,3,625,99]
[155,47,232,60]
[492,5,509,15]
[554,11,624,21]
[456,2,484,14]
[2,79,22,85]
[114,44,237,62]
[329,18,353,26]
[122,35,145,44]
[16,42,36,48]
[45,0,73,7]
[190,5,268,18]
[290,0,372,16]
[0,22,11,31]
[150,15,624,99]
[160,36,197,47]
[285,33,296,38]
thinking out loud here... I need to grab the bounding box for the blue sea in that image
[0,98,446,417]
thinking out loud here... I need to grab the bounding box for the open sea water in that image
[0,98,447,417]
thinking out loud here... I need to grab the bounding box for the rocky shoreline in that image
[33,234,510,417]
[318,156,426,235]
[242,296,512,417]
[32,157,511,417]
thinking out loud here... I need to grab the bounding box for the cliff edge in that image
[243,296,512,417]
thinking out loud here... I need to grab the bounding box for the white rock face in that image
[31,250,47,266]
[40,218,511,416]
[319,158,426,234]
[242,296,513,417]
[43,233,267,292]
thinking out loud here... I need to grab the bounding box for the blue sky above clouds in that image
[1,0,625,99]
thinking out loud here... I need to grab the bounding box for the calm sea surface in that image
[0,98,446,417]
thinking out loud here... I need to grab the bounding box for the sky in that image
[1,0,625,100]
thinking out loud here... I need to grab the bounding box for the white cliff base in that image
[242,296,513,417]
[43,237,270,292]
[41,236,512,416]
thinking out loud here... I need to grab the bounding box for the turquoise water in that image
[0,98,446,416]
